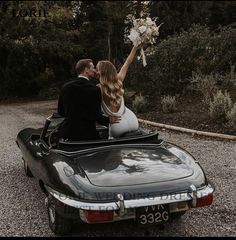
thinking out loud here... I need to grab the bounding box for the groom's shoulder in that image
[62,79,78,88]
[62,78,98,94]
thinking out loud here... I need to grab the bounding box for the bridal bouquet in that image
[128,17,163,66]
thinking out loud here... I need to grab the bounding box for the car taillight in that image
[83,210,114,223]
[196,194,213,207]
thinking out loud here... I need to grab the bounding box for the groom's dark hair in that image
[75,59,93,74]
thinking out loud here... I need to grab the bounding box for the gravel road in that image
[0,100,235,237]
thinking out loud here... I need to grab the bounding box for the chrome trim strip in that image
[44,185,119,210]
[51,143,163,156]
[45,184,214,211]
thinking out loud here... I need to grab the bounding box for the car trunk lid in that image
[76,145,194,187]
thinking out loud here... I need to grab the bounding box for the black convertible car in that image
[16,114,214,235]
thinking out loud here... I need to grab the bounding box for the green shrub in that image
[132,93,148,113]
[209,90,233,120]
[226,103,236,130]
[161,95,177,113]
[189,71,218,105]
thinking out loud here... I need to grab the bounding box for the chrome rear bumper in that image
[45,183,214,212]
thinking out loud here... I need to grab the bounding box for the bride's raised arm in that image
[117,45,139,82]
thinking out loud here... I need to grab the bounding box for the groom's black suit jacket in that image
[57,77,109,141]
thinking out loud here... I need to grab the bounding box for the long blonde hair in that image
[97,60,124,108]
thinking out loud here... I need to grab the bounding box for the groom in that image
[57,59,119,141]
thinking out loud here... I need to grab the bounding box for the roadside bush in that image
[132,93,148,113]
[209,90,233,120]
[189,71,218,106]
[226,103,236,130]
[161,95,177,113]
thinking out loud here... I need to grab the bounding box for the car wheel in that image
[23,158,33,177]
[46,195,72,235]
[170,211,186,219]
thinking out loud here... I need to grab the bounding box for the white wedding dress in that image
[101,97,139,139]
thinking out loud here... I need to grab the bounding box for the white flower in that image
[138,26,147,33]
[128,29,142,47]
[128,29,139,42]
[146,17,152,25]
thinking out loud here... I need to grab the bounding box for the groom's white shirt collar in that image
[78,75,89,81]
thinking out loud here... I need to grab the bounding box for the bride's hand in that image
[135,42,144,49]
[109,115,121,124]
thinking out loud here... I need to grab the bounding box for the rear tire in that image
[46,194,72,235]
[23,158,33,177]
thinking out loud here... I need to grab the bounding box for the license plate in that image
[136,204,169,225]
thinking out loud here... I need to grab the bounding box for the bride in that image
[96,45,140,139]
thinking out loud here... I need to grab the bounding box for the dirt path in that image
[0,100,235,236]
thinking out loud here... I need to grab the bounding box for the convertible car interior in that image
[39,113,162,152]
